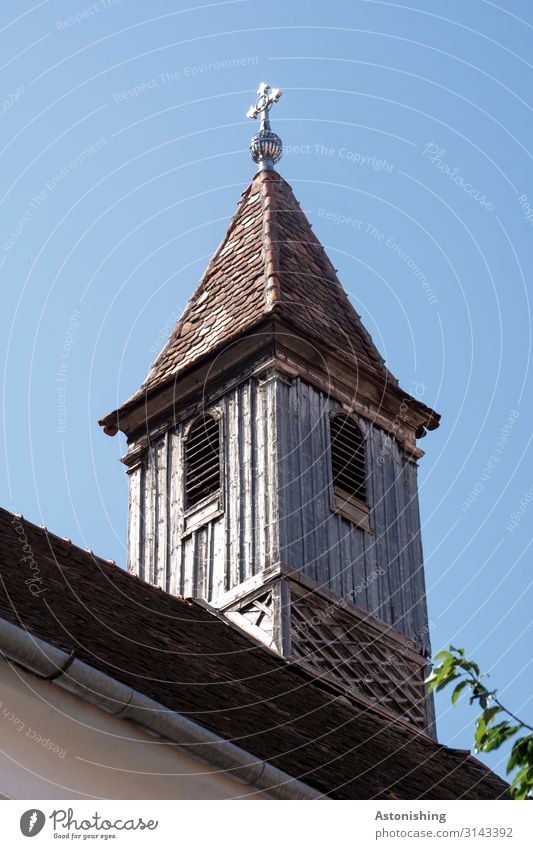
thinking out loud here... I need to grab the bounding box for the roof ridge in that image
[259,170,282,311]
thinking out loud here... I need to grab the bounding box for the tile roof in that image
[0,506,507,799]
[136,169,396,399]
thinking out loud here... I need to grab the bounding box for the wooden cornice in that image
[101,314,439,465]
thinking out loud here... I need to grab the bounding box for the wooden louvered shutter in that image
[330,414,366,503]
[185,414,220,508]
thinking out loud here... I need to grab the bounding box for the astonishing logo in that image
[20,809,46,837]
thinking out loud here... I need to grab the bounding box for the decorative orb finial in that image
[246,82,283,171]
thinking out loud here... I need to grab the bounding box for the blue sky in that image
[1,0,531,785]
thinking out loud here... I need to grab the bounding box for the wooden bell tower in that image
[100,84,441,736]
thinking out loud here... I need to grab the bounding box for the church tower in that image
[100,84,440,736]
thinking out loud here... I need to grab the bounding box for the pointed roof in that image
[100,169,440,437]
[140,169,395,395]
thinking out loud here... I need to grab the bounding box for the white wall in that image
[0,659,266,800]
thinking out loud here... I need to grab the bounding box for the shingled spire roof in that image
[99,83,441,439]
[139,169,395,398]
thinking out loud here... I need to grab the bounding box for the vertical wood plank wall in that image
[276,377,431,650]
[127,376,279,604]
[127,373,431,650]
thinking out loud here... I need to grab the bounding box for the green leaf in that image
[478,722,518,753]
[475,717,487,751]
[434,651,453,662]
[436,672,460,691]
[483,706,503,723]
[507,735,533,772]
[467,660,481,676]
[509,765,533,800]
[437,658,456,677]
[451,680,469,705]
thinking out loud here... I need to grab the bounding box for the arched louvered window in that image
[330,414,367,504]
[185,414,221,508]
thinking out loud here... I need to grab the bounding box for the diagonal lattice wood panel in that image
[290,585,429,730]
[222,587,279,651]
[238,589,274,632]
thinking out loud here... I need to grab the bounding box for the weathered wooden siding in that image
[276,377,431,649]
[128,372,431,650]
[128,377,278,603]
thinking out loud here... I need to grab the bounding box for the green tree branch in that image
[426,647,533,799]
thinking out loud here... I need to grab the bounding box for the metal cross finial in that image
[246,82,283,131]
[246,82,284,171]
